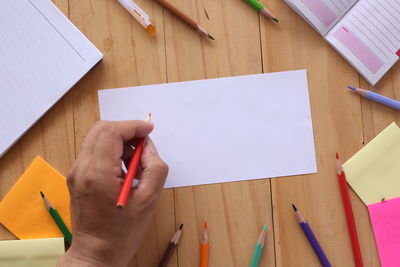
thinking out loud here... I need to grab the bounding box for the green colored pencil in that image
[40,191,72,245]
[244,0,279,22]
[250,224,267,267]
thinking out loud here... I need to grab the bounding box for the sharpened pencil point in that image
[262,224,267,231]
[179,224,184,230]
[146,112,152,122]
[40,191,44,198]
[292,204,297,211]
[336,152,339,159]
[273,17,279,23]
[208,34,215,40]
[204,221,208,229]
[348,86,356,91]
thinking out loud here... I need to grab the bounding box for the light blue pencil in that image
[348,86,400,110]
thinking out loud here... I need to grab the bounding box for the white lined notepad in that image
[98,70,317,188]
[0,0,103,157]
[284,0,400,85]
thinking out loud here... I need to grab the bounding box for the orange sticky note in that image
[0,156,71,239]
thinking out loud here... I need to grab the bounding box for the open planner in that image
[284,0,400,85]
[0,0,102,157]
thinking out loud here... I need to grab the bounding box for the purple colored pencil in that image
[348,86,400,111]
[292,204,332,267]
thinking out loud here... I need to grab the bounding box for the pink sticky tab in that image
[396,50,400,57]
[334,26,384,74]
[368,197,400,267]
[301,0,337,27]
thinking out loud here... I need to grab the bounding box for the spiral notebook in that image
[284,0,400,85]
[0,0,103,158]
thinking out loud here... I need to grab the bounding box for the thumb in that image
[134,138,168,198]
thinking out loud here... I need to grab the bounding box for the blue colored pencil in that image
[292,204,332,267]
[348,86,400,110]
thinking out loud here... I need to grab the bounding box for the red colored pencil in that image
[117,113,151,207]
[336,153,363,267]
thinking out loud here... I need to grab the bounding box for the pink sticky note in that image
[368,197,400,267]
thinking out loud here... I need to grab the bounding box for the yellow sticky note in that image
[0,238,64,267]
[344,122,400,205]
[0,156,71,239]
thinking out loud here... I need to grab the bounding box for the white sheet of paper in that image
[0,0,102,157]
[98,70,317,188]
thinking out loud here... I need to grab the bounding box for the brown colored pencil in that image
[155,0,214,40]
[158,224,184,267]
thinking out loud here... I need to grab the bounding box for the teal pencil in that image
[250,224,267,267]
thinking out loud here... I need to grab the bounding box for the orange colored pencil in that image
[200,221,209,267]
[116,113,151,207]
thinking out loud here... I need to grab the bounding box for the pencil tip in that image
[179,224,184,230]
[292,204,297,211]
[146,112,152,122]
[40,191,44,198]
[208,34,215,40]
[262,224,267,231]
[348,86,356,91]
[336,152,339,159]
[204,221,208,229]
[273,17,279,23]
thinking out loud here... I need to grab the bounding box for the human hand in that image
[57,120,168,267]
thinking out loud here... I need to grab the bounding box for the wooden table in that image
[1,0,398,266]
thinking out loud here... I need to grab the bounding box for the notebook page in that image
[325,0,400,85]
[0,0,102,157]
[283,0,358,35]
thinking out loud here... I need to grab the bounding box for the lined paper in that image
[98,70,317,188]
[284,0,357,34]
[0,0,102,157]
[333,25,384,74]
[326,0,400,85]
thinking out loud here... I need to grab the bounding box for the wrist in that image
[57,232,129,267]
[57,252,108,267]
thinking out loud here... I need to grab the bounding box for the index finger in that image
[81,120,154,155]
[132,138,168,202]
[111,120,154,141]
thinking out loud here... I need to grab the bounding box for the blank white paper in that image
[98,70,317,188]
[0,0,102,157]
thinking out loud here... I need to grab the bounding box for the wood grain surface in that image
[1,0,397,266]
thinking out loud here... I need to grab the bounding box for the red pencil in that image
[336,152,363,267]
[117,113,151,207]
